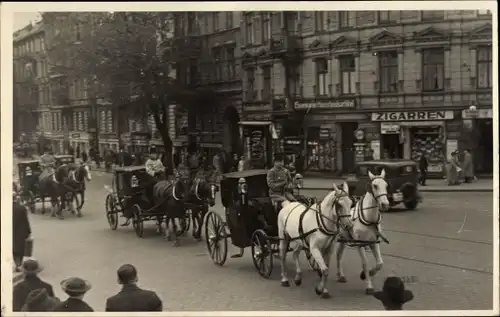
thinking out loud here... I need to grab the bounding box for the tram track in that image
[383,228,493,245]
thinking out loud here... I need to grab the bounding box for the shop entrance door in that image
[476,120,493,173]
[381,134,403,159]
[341,122,358,173]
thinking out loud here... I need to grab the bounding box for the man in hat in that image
[53,277,93,311]
[145,145,165,179]
[105,264,163,311]
[267,152,294,210]
[38,145,56,180]
[21,288,60,312]
[12,198,32,272]
[13,260,55,311]
[373,276,414,310]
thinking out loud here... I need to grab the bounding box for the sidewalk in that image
[303,177,493,192]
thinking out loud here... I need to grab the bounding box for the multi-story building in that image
[239,10,493,174]
[173,12,243,159]
[13,21,46,143]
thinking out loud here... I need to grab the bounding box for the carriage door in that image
[341,122,358,173]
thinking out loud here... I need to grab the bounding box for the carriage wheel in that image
[305,249,321,276]
[204,211,228,266]
[251,229,274,278]
[132,204,144,238]
[105,194,118,230]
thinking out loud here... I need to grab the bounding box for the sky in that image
[13,12,42,31]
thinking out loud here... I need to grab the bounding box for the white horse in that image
[336,169,390,294]
[278,182,353,298]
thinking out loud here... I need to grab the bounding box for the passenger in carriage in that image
[39,146,56,180]
[144,146,165,205]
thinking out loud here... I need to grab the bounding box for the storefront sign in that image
[71,133,80,139]
[319,129,330,139]
[380,123,401,134]
[284,139,302,145]
[372,111,454,122]
[461,108,493,119]
[294,100,356,110]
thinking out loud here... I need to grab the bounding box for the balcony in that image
[269,34,303,62]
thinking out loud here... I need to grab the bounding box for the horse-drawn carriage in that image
[105,166,192,242]
[203,169,316,277]
[17,160,42,212]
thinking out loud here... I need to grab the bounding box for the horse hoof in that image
[315,287,322,295]
[337,276,347,283]
[294,279,302,286]
[360,271,366,280]
[321,291,331,299]
[365,288,374,295]
[77,212,82,218]
[281,280,290,287]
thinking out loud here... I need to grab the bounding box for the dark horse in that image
[185,176,219,241]
[38,164,75,219]
[152,177,188,246]
[66,163,92,216]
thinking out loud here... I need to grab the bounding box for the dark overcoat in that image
[105,284,163,312]
[53,298,94,312]
[12,276,55,311]
[12,201,31,256]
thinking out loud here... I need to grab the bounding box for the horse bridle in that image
[193,178,217,202]
[316,190,352,236]
[354,177,386,226]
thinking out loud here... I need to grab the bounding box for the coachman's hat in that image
[373,276,414,305]
[149,145,157,154]
[274,152,285,161]
[60,277,92,294]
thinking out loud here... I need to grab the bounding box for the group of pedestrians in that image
[418,149,476,186]
[13,260,163,312]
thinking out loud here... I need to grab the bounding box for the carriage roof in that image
[357,159,417,168]
[223,169,269,179]
[17,160,40,166]
[114,165,146,173]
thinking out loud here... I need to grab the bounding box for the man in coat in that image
[53,277,93,312]
[267,153,294,210]
[105,264,163,311]
[13,260,55,311]
[462,149,474,183]
[419,153,428,186]
[13,199,31,271]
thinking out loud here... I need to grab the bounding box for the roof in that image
[223,169,269,179]
[17,160,40,165]
[114,165,147,172]
[356,159,417,167]
[13,21,44,43]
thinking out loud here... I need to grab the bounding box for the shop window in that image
[477,46,492,88]
[379,51,399,92]
[306,127,333,171]
[315,59,328,96]
[262,66,272,100]
[410,126,445,172]
[340,55,356,95]
[422,48,444,91]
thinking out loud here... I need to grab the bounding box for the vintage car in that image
[345,159,422,210]
[54,155,75,166]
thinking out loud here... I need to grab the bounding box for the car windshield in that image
[357,165,388,177]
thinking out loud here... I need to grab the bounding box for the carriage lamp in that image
[295,173,304,189]
[131,175,139,188]
[238,178,247,194]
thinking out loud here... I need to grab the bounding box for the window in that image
[40,37,45,51]
[356,11,376,25]
[422,48,444,91]
[340,56,356,95]
[379,51,399,92]
[315,59,328,96]
[262,66,272,100]
[477,10,492,16]
[286,12,298,34]
[75,24,83,41]
[245,13,254,44]
[289,66,301,97]
[212,47,222,81]
[421,11,444,21]
[339,11,351,28]
[226,12,233,29]
[226,46,236,79]
[189,60,199,84]
[378,11,399,23]
[246,68,255,100]
[315,12,327,31]
[213,12,220,32]
[262,13,271,42]
[477,46,492,88]
[187,12,197,34]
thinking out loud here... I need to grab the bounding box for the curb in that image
[304,187,493,193]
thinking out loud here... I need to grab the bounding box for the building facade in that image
[13,21,46,143]
[239,10,493,174]
[174,12,243,160]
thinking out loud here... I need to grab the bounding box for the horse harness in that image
[283,190,352,250]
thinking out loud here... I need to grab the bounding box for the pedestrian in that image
[105,264,163,311]
[373,276,414,310]
[212,152,222,181]
[419,153,428,186]
[21,288,60,312]
[76,145,81,159]
[53,277,94,312]
[365,147,375,161]
[13,260,55,311]
[238,155,248,172]
[231,153,239,172]
[446,151,461,186]
[295,151,305,175]
[12,199,32,272]
[81,150,88,163]
[462,149,474,183]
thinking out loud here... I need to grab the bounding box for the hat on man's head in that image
[60,277,92,294]
[23,288,59,311]
[150,146,157,154]
[373,276,414,305]
[21,259,43,274]
[44,145,52,152]
[274,152,285,162]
